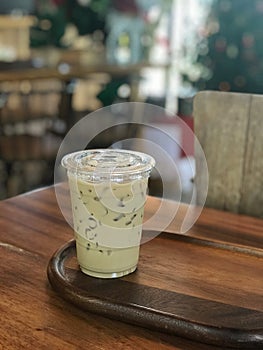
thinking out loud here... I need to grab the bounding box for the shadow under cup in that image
[62,149,155,278]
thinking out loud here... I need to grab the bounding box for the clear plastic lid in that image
[61,149,155,182]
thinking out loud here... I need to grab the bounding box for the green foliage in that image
[30,3,67,47]
[89,0,110,19]
[68,0,106,36]
[96,78,129,106]
[190,0,263,93]
[30,0,109,48]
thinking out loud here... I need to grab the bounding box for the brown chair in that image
[193,90,263,218]
[0,79,65,198]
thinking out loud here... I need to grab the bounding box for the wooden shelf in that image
[0,15,35,61]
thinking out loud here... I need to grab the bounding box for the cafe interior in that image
[0,0,199,200]
[0,1,262,348]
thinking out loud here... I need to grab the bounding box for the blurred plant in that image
[31,0,110,47]
[30,0,67,47]
[31,0,173,49]
[182,0,263,93]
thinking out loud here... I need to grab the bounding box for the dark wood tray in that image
[47,231,263,349]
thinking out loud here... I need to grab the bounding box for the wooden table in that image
[0,186,262,349]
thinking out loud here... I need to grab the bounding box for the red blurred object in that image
[177,114,194,157]
[112,0,139,14]
[52,0,65,6]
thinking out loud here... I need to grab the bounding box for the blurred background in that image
[0,0,262,200]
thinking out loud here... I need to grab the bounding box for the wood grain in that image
[193,90,263,218]
[239,94,263,217]
[0,186,262,349]
[47,238,263,348]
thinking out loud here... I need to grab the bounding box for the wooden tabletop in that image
[0,186,262,349]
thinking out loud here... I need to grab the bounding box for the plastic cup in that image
[62,149,155,278]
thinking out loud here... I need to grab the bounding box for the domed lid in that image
[62,149,155,181]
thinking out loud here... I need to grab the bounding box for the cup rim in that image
[61,149,155,181]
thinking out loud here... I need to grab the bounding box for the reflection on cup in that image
[62,149,155,278]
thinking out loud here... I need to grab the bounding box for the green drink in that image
[62,149,155,278]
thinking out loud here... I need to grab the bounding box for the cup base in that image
[79,265,137,279]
